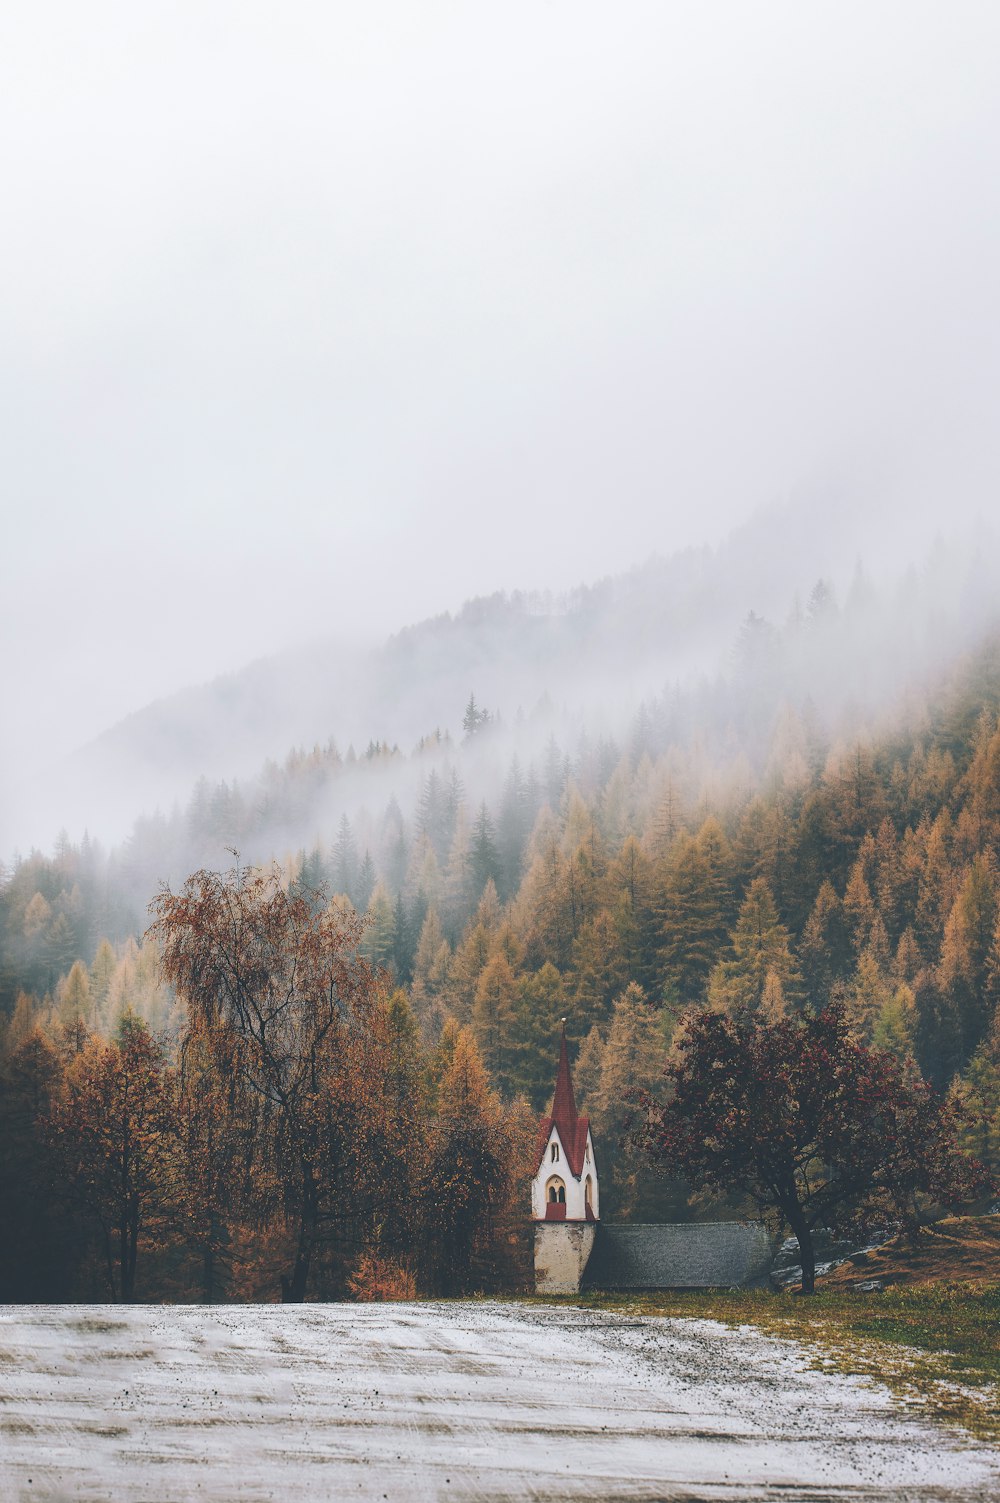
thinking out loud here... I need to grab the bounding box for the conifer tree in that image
[47,1014,177,1301]
[572,1023,605,1113]
[421,1028,506,1293]
[497,756,531,898]
[57,959,92,1032]
[472,952,519,1092]
[707,878,803,1016]
[89,938,118,1022]
[329,817,356,895]
[915,810,960,954]
[799,880,851,998]
[409,908,453,1037]
[606,836,658,992]
[363,884,397,973]
[591,983,667,1218]
[657,820,734,1006]
[509,962,567,1106]
[469,803,501,898]
[570,912,629,1031]
[0,1028,78,1299]
[870,983,918,1064]
[938,853,999,1062]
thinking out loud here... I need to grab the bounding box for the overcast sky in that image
[3,2,1000,822]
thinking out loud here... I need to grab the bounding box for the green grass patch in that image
[560,1284,1000,1442]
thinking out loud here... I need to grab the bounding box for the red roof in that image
[534,1028,592,1180]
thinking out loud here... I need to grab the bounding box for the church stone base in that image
[534,1222,597,1295]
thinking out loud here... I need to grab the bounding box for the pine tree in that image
[590,984,671,1220]
[657,820,734,1006]
[409,909,453,1037]
[469,802,501,898]
[915,810,960,954]
[708,878,804,1016]
[870,983,918,1064]
[0,1028,79,1299]
[449,882,501,1023]
[354,850,376,914]
[509,963,567,1106]
[570,912,629,1032]
[421,1028,505,1293]
[799,880,851,1000]
[938,854,999,1062]
[57,959,92,1032]
[497,757,531,898]
[46,1015,178,1301]
[363,884,397,973]
[472,953,519,1093]
[89,939,117,1022]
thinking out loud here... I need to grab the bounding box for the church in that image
[531,1028,774,1295]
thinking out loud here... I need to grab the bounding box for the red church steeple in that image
[551,1023,578,1142]
[533,1022,593,1186]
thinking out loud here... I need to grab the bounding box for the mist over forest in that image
[5,5,1000,1308]
[7,504,1000,1299]
[11,501,1000,858]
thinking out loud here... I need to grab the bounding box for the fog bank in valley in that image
[3,3,1000,859]
[10,509,1000,887]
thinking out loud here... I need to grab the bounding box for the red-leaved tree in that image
[638,1001,991,1292]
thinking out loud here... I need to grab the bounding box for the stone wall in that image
[533,1222,597,1295]
[582,1222,774,1290]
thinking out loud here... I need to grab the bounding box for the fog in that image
[3,4,1000,855]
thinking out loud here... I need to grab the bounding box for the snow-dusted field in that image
[0,1302,995,1501]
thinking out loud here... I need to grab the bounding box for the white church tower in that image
[532,1025,599,1294]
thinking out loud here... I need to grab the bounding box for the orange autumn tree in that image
[175,1014,242,1303]
[151,860,386,1303]
[421,1026,533,1293]
[46,1013,177,1301]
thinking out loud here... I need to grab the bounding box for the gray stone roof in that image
[582,1222,774,1290]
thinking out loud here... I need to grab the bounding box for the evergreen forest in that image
[4,563,1000,1302]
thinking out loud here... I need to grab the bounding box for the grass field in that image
[571,1285,999,1441]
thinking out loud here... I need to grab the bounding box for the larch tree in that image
[421,1027,508,1293]
[707,878,803,1015]
[938,854,998,1062]
[657,821,733,1006]
[472,951,519,1092]
[508,961,566,1107]
[590,983,668,1218]
[46,1014,178,1301]
[0,1027,76,1300]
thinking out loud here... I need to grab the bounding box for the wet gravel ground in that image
[0,1301,996,1501]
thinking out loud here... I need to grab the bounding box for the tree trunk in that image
[122,1206,138,1302]
[786,1205,816,1294]
[282,1167,318,1303]
[203,1244,216,1304]
[118,1217,129,1301]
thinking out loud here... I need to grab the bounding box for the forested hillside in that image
[4,546,1000,1300]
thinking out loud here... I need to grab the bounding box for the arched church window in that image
[550,1142,559,1162]
[585,1144,590,1164]
[545,1175,566,1204]
[585,1176,593,1210]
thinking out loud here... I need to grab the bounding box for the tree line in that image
[1,864,531,1303]
[5,628,1000,1285]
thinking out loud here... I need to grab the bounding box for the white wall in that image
[530,1126,599,1221]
